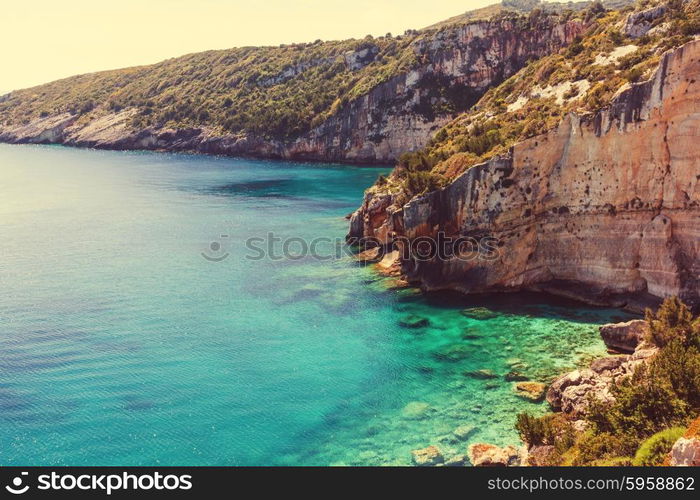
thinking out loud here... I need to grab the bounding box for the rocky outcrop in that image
[411,445,445,466]
[623,4,668,38]
[669,417,700,466]
[514,381,547,402]
[525,445,556,466]
[467,443,523,466]
[545,341,658,416]
[349,40,700,310]
[599,319,649,352]
[471,319,659,466]
[0,17,585,163]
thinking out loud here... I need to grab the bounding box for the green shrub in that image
[516,413,576,454]
[645,296,700,348]
[516,413,554,446]
[632,427,685,466]
[558,298,700,465]
[572,431,630,465]
[403,171,443,196]
[587,353,692,440]
[588,456,633,466]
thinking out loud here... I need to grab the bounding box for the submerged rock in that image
[411,445,444,466]
[463,369,498,379]
[504,370,529,382]
[461,328,481,340]
[514,381,546,402]
[433,344,471,362]
[460,307,498,320]
[444,454,466,466]
[468,443,521,467]
[453,424,476,441]
[401,401,434,420]
[398,314,430,329]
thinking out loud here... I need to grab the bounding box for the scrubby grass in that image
[632,427,685,466]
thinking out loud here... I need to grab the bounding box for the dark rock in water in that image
[417,365,435,375]
[504,370,529,382]
[484,382,500,390]
[463,369,498,379]
[461,327,481,340]
[433,344,471,362]
[599,319,648,353]
[364,426,381,437]
[461,334,481,341]
[398,314,430,329]
[460,307,499,320]
[444,454,466,466]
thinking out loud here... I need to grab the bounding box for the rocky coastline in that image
[403,315,699,466]
[348,38,700,312]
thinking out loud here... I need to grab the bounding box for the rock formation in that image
[545,341,658,416]
[599,319,649,352]
[411,445,445,466]
[669,416,700,466]
[467,443,523,466]
[349,39,700,311]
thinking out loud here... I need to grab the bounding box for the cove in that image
[0,144,634,465]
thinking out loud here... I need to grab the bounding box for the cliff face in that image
[350,40,700,311]
[0,18,584,163]
[285,19,585,162]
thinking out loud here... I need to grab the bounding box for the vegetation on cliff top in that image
[0,1,601,143]
[516,297,700,466]
[383,0,700,198]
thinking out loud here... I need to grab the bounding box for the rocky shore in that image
[461,317,700,467]
[398,313,699,466]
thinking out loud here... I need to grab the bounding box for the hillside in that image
[349,0,700,310]
[0,1,608,163]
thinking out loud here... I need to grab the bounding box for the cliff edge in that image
[349,32,700,311]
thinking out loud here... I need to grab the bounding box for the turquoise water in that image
[0,144,634,466]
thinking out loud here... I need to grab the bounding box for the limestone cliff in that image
[0,16,584,163]
[349,39,700,311]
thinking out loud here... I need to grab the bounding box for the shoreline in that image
[0,140,396,168]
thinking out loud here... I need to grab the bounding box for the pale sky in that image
[0,0,501,95]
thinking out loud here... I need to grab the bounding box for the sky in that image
[0,0,500,95]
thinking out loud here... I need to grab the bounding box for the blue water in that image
[0,144,634,465]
